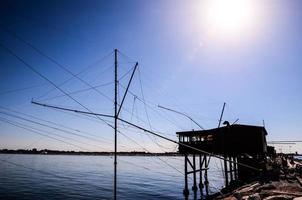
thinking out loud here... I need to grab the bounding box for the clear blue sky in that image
[0,0,301,153]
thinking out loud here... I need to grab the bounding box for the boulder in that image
[223,196,237,200]
[245,193,261,200]
[263,195,293,200]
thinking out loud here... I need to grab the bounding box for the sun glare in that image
[202,0,256,38]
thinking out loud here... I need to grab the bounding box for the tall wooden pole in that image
[114,49,118,200]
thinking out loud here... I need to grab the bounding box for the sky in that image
[0,0,301,153]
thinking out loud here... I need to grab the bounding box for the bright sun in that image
[202,0,256,38]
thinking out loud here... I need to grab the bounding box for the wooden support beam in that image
[187,168,209,174]
[199,154,204,195]
[234,157,238,180]
[229,156,233,181]
[224,157,229,187]
[183,154,189,196]
[204,154,209,195]
[192,154,198,192]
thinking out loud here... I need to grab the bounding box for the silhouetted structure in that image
[176,123,269,197]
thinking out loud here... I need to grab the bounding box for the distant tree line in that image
[0,148,179,156]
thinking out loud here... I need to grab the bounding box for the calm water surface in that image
[0,154,224,199]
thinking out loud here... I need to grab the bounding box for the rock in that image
[263,195,294,200]
[257,184,277,192]
[260,190,302,198]
[233,192,242,200]
[223,196,237,200]
[235,183,261,197]
[241,193,261,200]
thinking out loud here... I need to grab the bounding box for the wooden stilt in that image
[192,154,198,192]
[183,154,189,196]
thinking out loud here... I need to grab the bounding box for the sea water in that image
[0,154,224,200]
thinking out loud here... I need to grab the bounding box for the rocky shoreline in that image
[214,157,302,200]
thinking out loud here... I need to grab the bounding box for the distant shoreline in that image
[0,149,180,156]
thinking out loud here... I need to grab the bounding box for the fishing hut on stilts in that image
[177,122,269,198]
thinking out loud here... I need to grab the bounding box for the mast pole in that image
[218,102,226,128]
[114,49,118,200]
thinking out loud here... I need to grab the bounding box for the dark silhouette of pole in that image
[231,118,239,125]
[218,102,226,128]
[117,62,138,116]
[217,102,228,187]
[114,49,118,200]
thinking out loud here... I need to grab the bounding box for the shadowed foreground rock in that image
[217,180,302,200]
[215,157,302,200]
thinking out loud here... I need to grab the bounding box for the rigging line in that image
[31,101,164,155]
[0,117,91,151]
[21,47,262,171]
[38,81,114,102]
[119,156,184,179]
[116,128,187,178]
[159,108,187,130]
[32,101,175,148]
[83,62,114,81]
[114,157,182,179]
[6,31,114,103]
[137,67,174,150]
[30,102,260,172]
[0,43,118,139]
[37,94,169,139]
[0,106,111,142]
[116,49,136,63]
[55,108,115,129]
[137,66,152,131]
[119,106,141,131]
[158,105,204,130]
[133,67,219,119]
[116,125,190,179]
[130,96,136,122]
[37,63,114,100]
[0,111,111,146]
[119,83,185,131]
[1,25,115,100]
[0,83,47,96]
[0,43,101,117]
[118,65,135,81]
[54,110,185,178]
[117,118,261,172]
[0,119,180,178]
[32,101,114,119]
[0,43,122,150]
[6,30,145,124]
[117,62,138,116]
[0,115,109,150]
[0,28,115,103]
